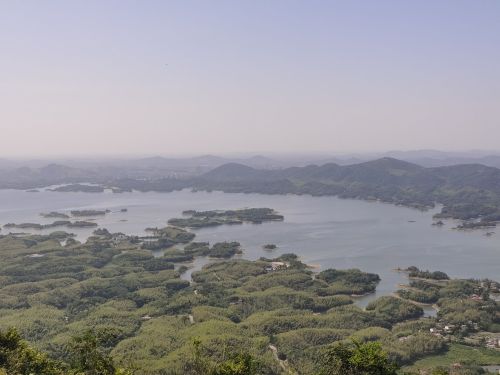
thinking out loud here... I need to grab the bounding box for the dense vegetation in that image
[0,227,497,374]
[141,226,196,252]
[0,327,134,375]
[168,208,284,228]
[0,328,404,375]
[405,267,449,281]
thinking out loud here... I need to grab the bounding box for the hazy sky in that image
[1,1,499,157]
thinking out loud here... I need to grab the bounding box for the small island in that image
[50,184,105,193]
[4,221,70,230]
[40,211,70,219]
[454,220,496,230]
[70,209,109,217]
[431,220,444,226]
[263,243,277,250]
[4,222,45,230]
[111,187,132,193]
[168,208,284,228]
[4,220,97,229]
[67,221,98,228]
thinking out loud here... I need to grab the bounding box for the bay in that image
[1,188,498,315]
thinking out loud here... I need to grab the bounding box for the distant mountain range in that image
[187,158,500,220]
[310,150,500,169]
[0,154,280,173]
[2,150,500,172]
[200,157,500,192]
[0,155,282,188]
[1,155,500,221]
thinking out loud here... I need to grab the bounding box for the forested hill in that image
[193,158,500,220]
[2,157,500,221]
[201,158,441,188]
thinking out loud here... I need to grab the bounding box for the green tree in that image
[0,328,62,375]
[317,341,398,375]
[66,330,133,375]
[211,353,259,375]
[182,339,211,375]
[183,339,260,375]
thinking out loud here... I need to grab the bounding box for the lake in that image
[1,188,499,313]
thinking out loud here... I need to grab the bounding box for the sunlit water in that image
[1,188,499,315]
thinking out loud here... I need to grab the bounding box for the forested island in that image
[3,211,114,232]
[2,210,119,233]
[50,184,105,193]
[168,208,284,228]
[41,212,71,219]
[3,220,98,230]
[71,209,110,216]
[0,221,497,374]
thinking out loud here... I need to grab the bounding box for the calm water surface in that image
[1,188,498,312]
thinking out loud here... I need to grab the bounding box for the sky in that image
[1,0,499,157]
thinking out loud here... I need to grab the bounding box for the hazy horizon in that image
[3,149,500,165]
[2,1,499,157]
[0,150,498,161]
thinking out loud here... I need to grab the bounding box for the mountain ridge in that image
[1,157,500,221]
[195,158,500,220]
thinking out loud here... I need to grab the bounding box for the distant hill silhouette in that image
[1,157,500,220]
[195,158,500,220]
